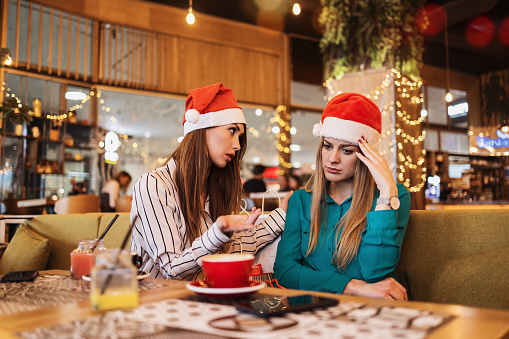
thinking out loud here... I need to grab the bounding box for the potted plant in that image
[0,96,33,134]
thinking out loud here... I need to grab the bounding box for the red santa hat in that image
[183,83,246,136]
[313,92,382,149]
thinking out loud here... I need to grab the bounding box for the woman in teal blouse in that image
[274,93,411,300]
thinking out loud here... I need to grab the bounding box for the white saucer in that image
[82,271,150,282]
[186,281,265,297]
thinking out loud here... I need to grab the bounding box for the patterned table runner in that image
[0,274,166,316]
[16,296,455,339]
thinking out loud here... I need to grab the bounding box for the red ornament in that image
[416,4,446,36]
[466,16,495,47]
[499,17,509,46]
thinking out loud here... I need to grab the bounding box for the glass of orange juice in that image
[90,249,138,312]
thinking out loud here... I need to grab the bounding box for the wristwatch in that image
[376,195,400,210]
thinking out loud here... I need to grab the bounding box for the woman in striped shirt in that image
[130,83,291,280]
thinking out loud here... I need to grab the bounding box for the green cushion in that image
[28,214,101,270]
[0,224,51,275]
[405,246,509,310]
[98,213,131,249]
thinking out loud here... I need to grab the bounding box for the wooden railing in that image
[2,0,286,106]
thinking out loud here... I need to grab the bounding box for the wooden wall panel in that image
[34,0,281,55]
[173,37,278,106]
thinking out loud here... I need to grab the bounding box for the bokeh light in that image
[415,4,446,35]
[499,17,509,46]
[465,16,495,47]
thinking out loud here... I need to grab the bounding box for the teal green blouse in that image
[274,184,411,294]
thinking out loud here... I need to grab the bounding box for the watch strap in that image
[376,197,390,205]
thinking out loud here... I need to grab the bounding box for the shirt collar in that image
[326,192,353,205]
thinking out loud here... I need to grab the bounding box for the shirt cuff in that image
[320,274,353,294]
[366,210,398,230]
[199,222,231,254]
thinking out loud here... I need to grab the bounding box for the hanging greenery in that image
[319,0,425,82]
[0,47,12,66]
[0,96,33,133]
[481,71,509,126]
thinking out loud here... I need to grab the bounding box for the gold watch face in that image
[390,196,400,210]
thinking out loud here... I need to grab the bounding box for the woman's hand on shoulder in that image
[216,207,261,233]
[356,138,397,197]
[279,191,294,213]
[343,277,408,301]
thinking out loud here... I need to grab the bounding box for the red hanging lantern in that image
[466,16,495,47]
[499,17,509,46]
[416,4,446,36]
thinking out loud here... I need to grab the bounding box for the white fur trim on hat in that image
[183,107,246,136]
[318,117,381,150]
[185,109,200,124]
[312,123,322,137]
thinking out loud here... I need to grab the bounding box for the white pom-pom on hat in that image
[312,123,322,137]
[185,109,200,124]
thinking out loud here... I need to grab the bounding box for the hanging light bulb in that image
[186,9,195,25]
[501,120,509,134]
[186,0,195,25]
[292,3,301,15]
[4,56,12,66]
[445,91,453,102]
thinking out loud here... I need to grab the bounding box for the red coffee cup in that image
[202,254,254,288]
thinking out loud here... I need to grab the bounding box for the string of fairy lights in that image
[325,68,427,193]
[272,105,292,174]
[1,84,123,146]
[41,86,115,124]
[1,83,26,112]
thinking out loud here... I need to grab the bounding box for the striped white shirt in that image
[130,158,286,280]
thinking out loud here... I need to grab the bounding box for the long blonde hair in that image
[169,127,247,246]
[306,138,376,271]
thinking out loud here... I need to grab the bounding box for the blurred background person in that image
[101,171,132,212]
[278,174,290,192]
[243,164,267,194]
[289,174,303,191]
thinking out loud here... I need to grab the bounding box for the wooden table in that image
[0,270,508,339]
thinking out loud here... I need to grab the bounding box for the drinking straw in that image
[100,215,137,295]
[91,214,119,252]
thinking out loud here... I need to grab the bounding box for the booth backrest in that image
[98,213,132,249]
[114,196,132,213]
[54,194,101,214]
[28,214,102,270]
[396,209,509,310]
[27,213,131,270]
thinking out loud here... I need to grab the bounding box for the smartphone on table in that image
[0,270,39,283]
[235,294,338,316]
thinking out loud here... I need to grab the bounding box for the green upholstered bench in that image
[1,209,508,311]
[396,209,509,311]
[0,213,130,274]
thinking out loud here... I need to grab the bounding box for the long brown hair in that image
[306,138,376,271]
[170,127,247,245]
